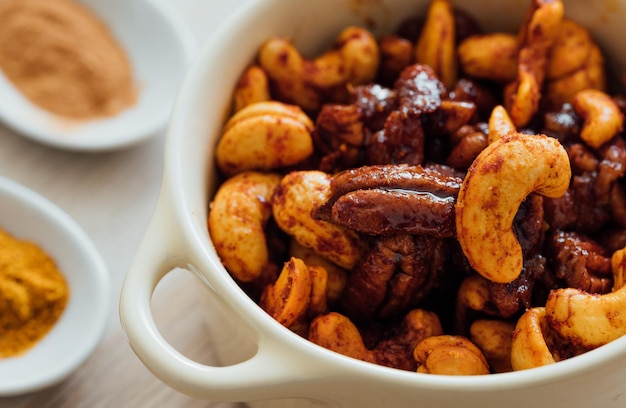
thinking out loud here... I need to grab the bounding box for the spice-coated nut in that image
[378,34,413,85]
[260,257,313,328]
[545,277,626,349]
[260,257,328,331]
[612,246,626,290]
[289,239,348,306]
[455,133,571,283]
[413,335,490,375]
[309,309,444,371]
[504,0,564,127]
[470,319,515,373]
[455,274,500,326]
[487,105,516,144]
[546,19,594,80]
[232,65,271,112]
[458,33,518,83]
[572,89,623,149]
[414,0,457,90]
[258,26,379,112]
[209,171,282,282]
[510,307,556,370]
[216,101,314,176]
[272,170,364,270]
[308,312,377,364]
[306,26,380,89]
[544,44,606,109]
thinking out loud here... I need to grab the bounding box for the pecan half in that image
[395,63,447,117]
[341,234,447,321]
[312,164,462,237]
[547,230,612,293]
[366,110,426,166]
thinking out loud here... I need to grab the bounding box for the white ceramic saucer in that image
[0,0,196,151]
[0,177,110,396]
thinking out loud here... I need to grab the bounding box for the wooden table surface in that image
[0,1,249,406]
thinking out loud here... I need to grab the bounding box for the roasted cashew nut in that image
[260,257,328,330]
[308,312,377,364]
[289,239,348,306]
[544,43,606,109]
[612,246,626,290]
[572,89,624,149]
[232,65,271,112]
[545,250,626,349]
[208,171,282,282]
[510,307,556,371]
[415,0,457,90]
[547,19,594,80]
[504,71,541,129]
[258,38,322,111]
[458,33,518,83]
[487,105,516,144]
[310,310,444,371]
[260,257,313,328]
[504,0,564,127]
[258,27,379,111]
[455,133,571,283]
[307,26,380,89]
[455,274,497,330]
[413,335,490,375]
[510,247,626,370]
[272,171,363,270]
[470,319,515,373]
[216,101,314,176]
[544,19,606,108]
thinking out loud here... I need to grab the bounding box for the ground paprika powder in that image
[0,228,69,358]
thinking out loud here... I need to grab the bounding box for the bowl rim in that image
[0,177,110,396]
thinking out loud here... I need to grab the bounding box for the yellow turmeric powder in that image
[0,228,69,358]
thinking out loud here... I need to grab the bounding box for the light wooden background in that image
[0,1,250,406]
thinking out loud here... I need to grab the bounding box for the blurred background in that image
[0,0,251,406]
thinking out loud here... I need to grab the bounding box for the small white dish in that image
[0,0,196,151]
[0,177,110,396]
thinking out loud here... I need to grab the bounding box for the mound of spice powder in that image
[0,0,137,119]
[0,228,69,358]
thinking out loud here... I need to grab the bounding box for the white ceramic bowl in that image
[0,0,195,151]
[120,0,626,407]
[0,177,110,396]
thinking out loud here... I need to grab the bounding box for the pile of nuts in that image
[208,0,626,375]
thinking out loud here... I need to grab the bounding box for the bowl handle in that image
[119,189,339,402]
